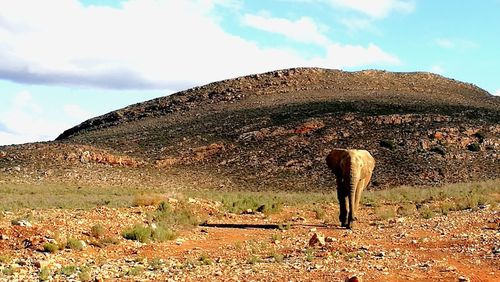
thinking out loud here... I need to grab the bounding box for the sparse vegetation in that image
[122,224,152,243]
[39,267,51,281]
[78,266,92,282]
[66,238,85,250]
[124,266,144,276]
[1,266,15,276]
[152,201,199,229]
[198,254,213,266]
[312,205,326,220]
[91,224,105,238]
[133,193,165,207]
[59,265,78,276]
[380,139,396,150]
[467,142,481,152]
[149,258,164,271]
[374,206,396,220]
[43,243,59,253]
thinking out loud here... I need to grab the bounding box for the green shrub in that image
[122,225,152,243]
[418,206,435,219]
[39,267,51,281]
[374,206,396,220]
[2,266,15,276]
[396,203,417,216]
[467,142,481,152]
[78,266,92,282]
[43,243,59,253]
[473,132,485,143]
[247,255,262,264]
[124,266,143,276]
[60,265,77,276]
[148,258,164,271]
[152,226,177,242]
[66,238,84,250]
[379,139,396,150]
[91,224,105,238]
[153,201,199,228]
[198,254,213,265]
[270,251,284,263]
[312,206,325,220]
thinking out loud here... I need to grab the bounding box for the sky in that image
[1,0,499,146]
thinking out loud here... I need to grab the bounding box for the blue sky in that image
[1,0,499,145]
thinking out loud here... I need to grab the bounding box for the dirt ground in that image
[0,199,498,282]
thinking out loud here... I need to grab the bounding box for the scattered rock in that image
[309,233,326,247]
[12,219,32,227]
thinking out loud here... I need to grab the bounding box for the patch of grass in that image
[305,248,315,262]
[122,224,152,243]
[152,225,177,242]
[78,266,92,282]
[396,203,417,217]
[198,254,213,266]
[363,180,500,208]
[418,205,435,219]
[1,266,15,276]
[152,201,199,229]
[271,233,282,243]
[219,193,283,215]
[133,193,165,207]
[270,251,284,263]
[90,236,120,248]
[278,222,291,231]
[0,254,12,264]
[473,132,485,142]
[59,265,78,276]
[247,255,262,264]
[374,206,396,220]
[43,243,59,253]
[148,258,164,271]
[90,224,105,238]
[312,205,326,220]
[66,238,84,250]
[124,266,144,276]
[39,267,51,281]
[0,183,140,211]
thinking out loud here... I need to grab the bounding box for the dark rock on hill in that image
[3,68,500,191]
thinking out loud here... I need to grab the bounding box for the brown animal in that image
[326,149,375,229]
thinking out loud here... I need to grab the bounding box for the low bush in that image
[379,139,396,150]
[122,225,152,243]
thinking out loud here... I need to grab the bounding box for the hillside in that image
[1,68,499,190]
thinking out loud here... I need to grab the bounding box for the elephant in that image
[326,149,375,229]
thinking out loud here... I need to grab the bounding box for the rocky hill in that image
[1,68,499,191]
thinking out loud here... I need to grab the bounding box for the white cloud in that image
[63,104,94,122]
[494,89,500,96]
[430,65,445,75]
[435,38,480,50]
[0,91,94,145]
[327,0,415,18]
[242,13,330,46]
[339,17,374,31]
[0,0,400,91]
[242,12,399,67]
